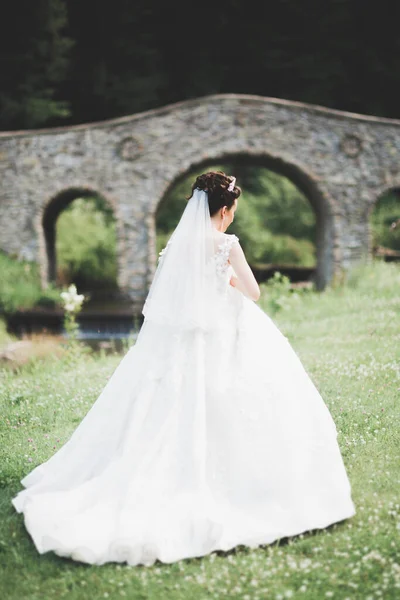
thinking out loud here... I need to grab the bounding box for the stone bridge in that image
[0,94,399,311]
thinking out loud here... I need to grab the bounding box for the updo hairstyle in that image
[189,171,241,217]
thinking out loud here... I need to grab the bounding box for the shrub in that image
[260,271,309,315]
[0,252,60,314]
[56,196,118,290]
[371,191,400,251]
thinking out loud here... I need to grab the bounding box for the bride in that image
[12,171,356,566]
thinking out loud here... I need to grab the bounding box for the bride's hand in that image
[230,275,238,287]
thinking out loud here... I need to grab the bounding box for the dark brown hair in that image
[188,171,241,217]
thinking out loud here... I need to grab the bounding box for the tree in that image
[0,0,73,129]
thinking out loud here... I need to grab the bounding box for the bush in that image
[56,197,118,290]
[260,271,310,315]
[371,191,400,251]
[0,252,60,314]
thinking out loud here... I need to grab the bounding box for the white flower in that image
[60,283,85,313]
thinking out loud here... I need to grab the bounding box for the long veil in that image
[142,189,220,332]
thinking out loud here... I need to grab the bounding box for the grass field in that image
[0,262,399,600]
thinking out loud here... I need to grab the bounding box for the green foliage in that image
[370,191,400,251]
[261,271,310,315]
[55,197,118,291]
[0,0,73,129]
[0,195,118,315]
[63,1,400,124]
[259,260,400,326]
[343,260,400,295]
[61,311,92,366]
[0,251,60,314]
[158,165,316,266]
[1,2,399,130]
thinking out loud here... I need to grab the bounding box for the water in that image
[6,308,143,353]
[72,325,140,353]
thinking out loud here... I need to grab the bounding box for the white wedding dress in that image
[12,232,356,566]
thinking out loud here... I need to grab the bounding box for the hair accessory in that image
[227,177,236,192]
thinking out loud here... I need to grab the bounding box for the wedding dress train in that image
[12,233,356,566]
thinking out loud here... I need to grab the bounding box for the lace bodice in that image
[158,233,239,280]
[212,234,240,283]
[157,232,240,296]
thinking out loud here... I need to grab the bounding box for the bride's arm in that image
[229,274,250,297]
[228,242,260,301]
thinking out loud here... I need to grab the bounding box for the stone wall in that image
[0,94,399,311]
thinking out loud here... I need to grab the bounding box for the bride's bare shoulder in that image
[212,231,240,256]
[212,230,226,243]
[213,231,238,242]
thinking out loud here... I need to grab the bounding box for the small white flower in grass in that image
[60,284,85,313]
[60,283,86,348]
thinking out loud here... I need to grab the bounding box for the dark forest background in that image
[1,0,399,131]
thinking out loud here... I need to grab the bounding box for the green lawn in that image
[0,262,399,600]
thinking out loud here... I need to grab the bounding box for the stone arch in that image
[155,152,339,290]
[39,187,125,289]
[1,93,399,308]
